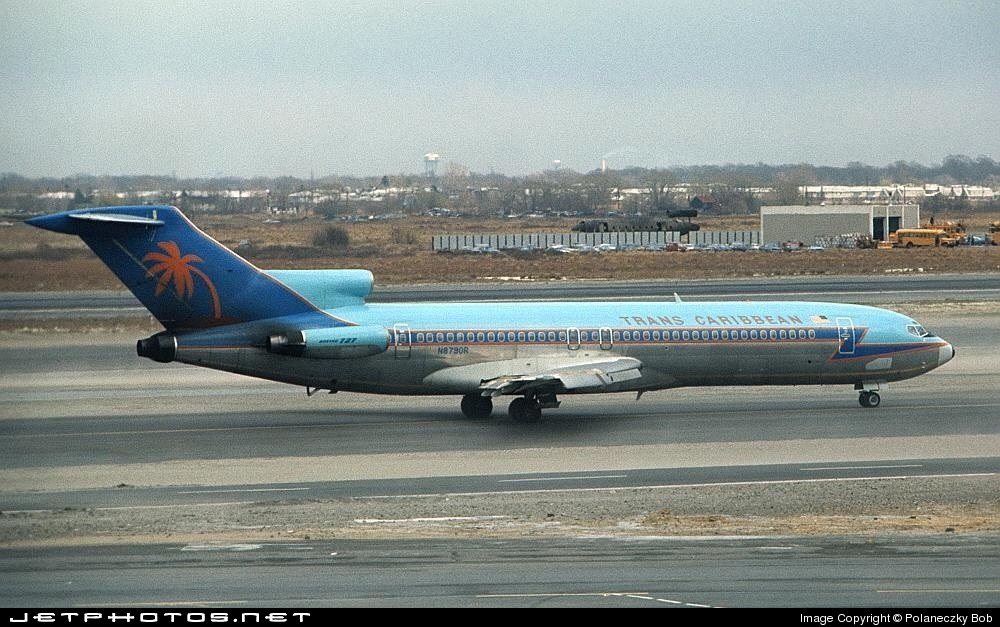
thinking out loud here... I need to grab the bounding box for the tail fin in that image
[26,205,329,330]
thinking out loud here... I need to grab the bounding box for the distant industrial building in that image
[800,185,994,204]
[761,204,920,245]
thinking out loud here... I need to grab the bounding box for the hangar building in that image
[760,204,920,245]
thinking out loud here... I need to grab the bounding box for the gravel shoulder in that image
[3,475,997,547]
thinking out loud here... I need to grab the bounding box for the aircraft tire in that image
[461,394,493,419]
[509,397,541,422]
[858,391,881,408]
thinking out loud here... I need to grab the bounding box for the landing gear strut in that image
[460,393,493,419]
[855,382,882,408]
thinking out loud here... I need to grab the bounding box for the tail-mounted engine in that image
[267,326,389,359]
[137,334,177,363]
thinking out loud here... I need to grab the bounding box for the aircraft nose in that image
[938,342,955,367]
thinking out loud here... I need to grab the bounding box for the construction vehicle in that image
[923,220,967,238]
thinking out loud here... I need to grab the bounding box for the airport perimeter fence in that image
[431,230,760,251]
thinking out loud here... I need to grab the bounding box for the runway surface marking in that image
[498,474,628,483]
[175,487,310,494]
[477,591,719,607]
[878,589,1000,594]
[371,472,997,500]
[355,516,510,523]
[800,464,923,471]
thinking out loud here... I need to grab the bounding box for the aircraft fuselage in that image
[164,300,953,395]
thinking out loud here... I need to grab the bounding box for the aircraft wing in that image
[478,356,643,397]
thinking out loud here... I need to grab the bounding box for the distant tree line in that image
[2,155,997,217]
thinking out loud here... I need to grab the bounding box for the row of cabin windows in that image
[414,331,565,344]
[411,328,819,344]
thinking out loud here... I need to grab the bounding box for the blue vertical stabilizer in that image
[26,206,336,330]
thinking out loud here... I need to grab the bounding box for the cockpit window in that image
[906,324,930,337]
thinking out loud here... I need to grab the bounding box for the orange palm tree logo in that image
[143,241,222,319]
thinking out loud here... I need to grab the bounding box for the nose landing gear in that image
[858,390,881,408]
[855,382,882,408]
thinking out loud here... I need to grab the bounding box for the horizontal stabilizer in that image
[69,212,165,226]
[265,269,374,309]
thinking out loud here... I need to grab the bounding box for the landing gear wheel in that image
[460,394,493,419]
[508,397,542,422]
[858,391,881,408]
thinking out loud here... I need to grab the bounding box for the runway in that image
[4,536,999,608]
[1,287,998,607]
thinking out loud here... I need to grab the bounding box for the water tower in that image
[424,153,440,178]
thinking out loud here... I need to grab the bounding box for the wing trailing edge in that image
[480,356,643,396]
[422,354,643,396]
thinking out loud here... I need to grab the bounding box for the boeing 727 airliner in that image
[27,206,954,421]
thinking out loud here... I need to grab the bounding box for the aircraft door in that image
[599,327,613,350]
[392,323,411,359]
[567,327,581,351]
[836,317,855,355]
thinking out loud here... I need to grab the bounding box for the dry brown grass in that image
[3,211,999,291]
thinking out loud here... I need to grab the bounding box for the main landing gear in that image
[460,393,493,419]
[460,392,559,422]
[508,397,542,423]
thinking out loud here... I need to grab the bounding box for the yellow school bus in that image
[892,228,959,248]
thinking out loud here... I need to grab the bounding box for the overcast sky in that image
[2,0,998,178]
